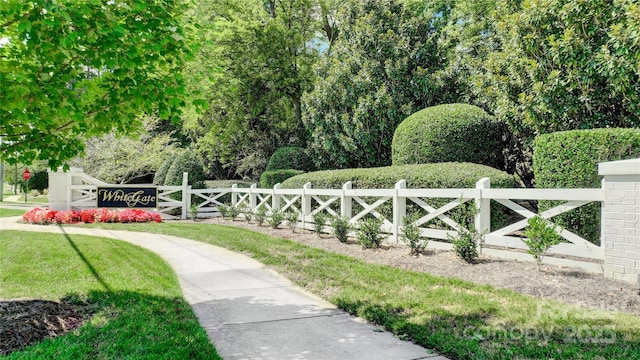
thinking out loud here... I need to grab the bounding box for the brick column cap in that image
[598,158,640,176]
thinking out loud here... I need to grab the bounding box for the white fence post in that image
[341,181,352,219]
[475,177,491,234]
[302,182,312,229]
[231,184,238,207]
[60,167,85,210]
[181,172,189,220]
[393,180,407,244]
[598,158,640,285]
[272,183,281,212]
[249,184,257,210]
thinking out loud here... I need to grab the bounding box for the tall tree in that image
[71,116,179,184]
[0,0,192,169]
[514,0,640,133]
[437,0,532,183]
[438,0,640,185]
[302,0,457,170]
[182,0,321,179]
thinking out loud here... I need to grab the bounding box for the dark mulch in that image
[0,299,84,355]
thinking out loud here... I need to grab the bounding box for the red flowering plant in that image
[21,208,49,224]
[80,209,96,223]
[54,210,81,224]
[22,208,162,225]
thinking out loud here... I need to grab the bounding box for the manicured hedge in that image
[392,103,507,170]
[282,163,515,231]
[260,169,305,188]
[281,162,514,189]
[534,128,640,244]
[205,180,253,188]
[266,147,314,172]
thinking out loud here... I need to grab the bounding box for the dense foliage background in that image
[2,0,639,186]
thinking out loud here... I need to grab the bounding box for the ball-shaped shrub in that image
[392,104,507,170]
[164,149,206,189]
[266,147,314,172]
[534,128,640,245]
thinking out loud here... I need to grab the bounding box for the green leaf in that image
[17,20,31,33]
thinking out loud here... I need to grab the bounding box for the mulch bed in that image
[0,299,84,355]
[206,217,640,316]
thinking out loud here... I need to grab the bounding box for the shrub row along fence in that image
[48,160,640,285]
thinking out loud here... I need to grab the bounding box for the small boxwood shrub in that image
[357,217,385,249]
[392,103,508,170]
[266,147,314,172]
[282,162,515,231]
[260,169,305,188]
[533,128,640,244]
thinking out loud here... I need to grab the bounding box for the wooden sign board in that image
[97,187,158,208]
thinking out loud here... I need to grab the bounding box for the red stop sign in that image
[23,169,31,181]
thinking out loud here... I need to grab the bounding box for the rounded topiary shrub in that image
[534,128,640,245]
[164,149,206,189]
[260,169,305,188]
[282,162,515,231]
[392,103,507,170]
[266,147,314,172]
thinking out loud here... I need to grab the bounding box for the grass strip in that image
[0,230,220,359]
[0,208,27,218]
[83,222,640,359]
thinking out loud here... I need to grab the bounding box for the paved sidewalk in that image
[0,217,448,360]
[2,195,21,202]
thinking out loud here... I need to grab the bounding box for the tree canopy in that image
[302,0,458,169]
[71,116,178,184]
[3,0,638,185]
[437,0,640,184]
[181,0,324,179]
[0,0,193,169]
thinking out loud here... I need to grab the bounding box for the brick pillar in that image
[598,158,640,286]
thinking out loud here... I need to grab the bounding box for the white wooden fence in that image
[50,161,640,281]
[221,179,604,272]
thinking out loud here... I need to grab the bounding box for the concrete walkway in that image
[0,216,448,360]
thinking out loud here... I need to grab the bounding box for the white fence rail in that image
[49,159,640,283]
[222,179,605,273]
[55,170,605,272]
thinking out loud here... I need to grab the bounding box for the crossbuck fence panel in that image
[49,159,640,283]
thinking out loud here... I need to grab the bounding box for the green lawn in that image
[82,222,640,359]
[16,194,49,203]
[0,230,220,359]
[0,208,26,218]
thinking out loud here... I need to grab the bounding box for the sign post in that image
[22,169,31,203]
